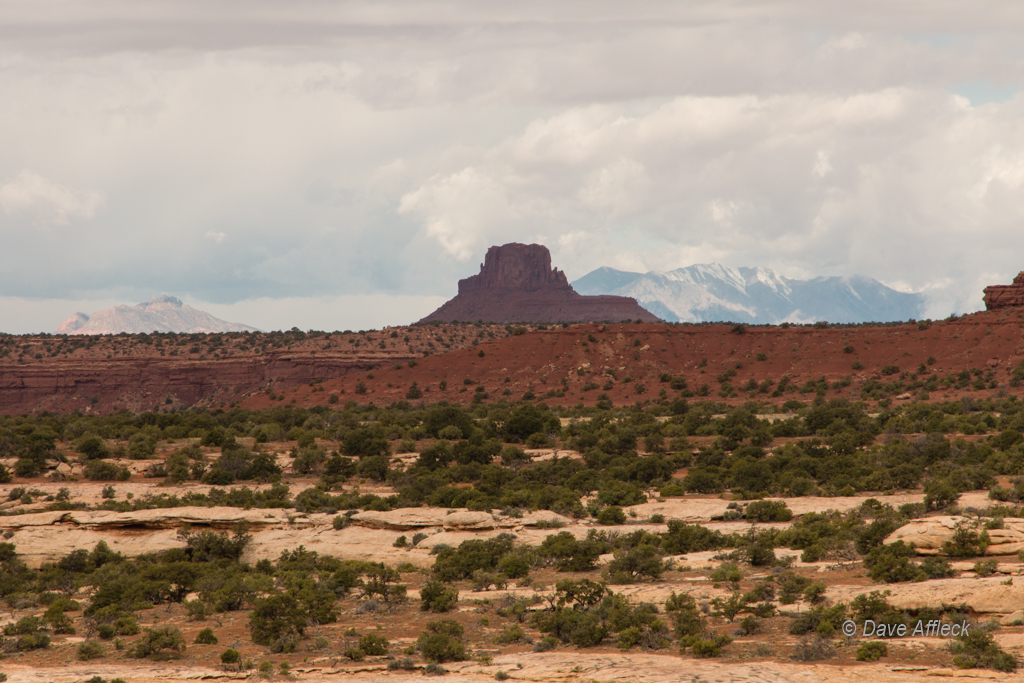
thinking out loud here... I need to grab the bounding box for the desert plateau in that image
[5,4,1024,683]
[2,284,1024,682]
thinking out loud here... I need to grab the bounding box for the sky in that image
[2,1,1024,333]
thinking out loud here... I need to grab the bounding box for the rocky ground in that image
[0,435,1020,683]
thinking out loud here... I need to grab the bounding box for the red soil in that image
[4,309,1024,415]
[244,308,1024,411]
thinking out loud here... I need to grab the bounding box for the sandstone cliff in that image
[984,271,1024,310]
[420,243,660,324]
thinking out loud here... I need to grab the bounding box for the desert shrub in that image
[387,658,416,671]
[77,639,105,660]
[864,541,923,583]
[248,594,306,646]
[359,633,389,656]
[537,531,610,572]
[596,506,627,525]
[432,537,514,582]
[420,580,459,613]
[919,556,954,579]
[709,562,742,585]
[194,628,218,645]
[924,479,960,510]
[689,634,732,657]
[494,624,530,645]
[131,626,186,660]
[661,521,730,554]
[128,433,157,459]
[530,579,666,650]
[856,641,888,662]
[605,545,664,583]
[856,519,900,555]
[949,624,1018,672]
[221,648,240,664]
[417,619,467,663]
[291,446,327,475]
[341,427,390,458]
[76,435,109,460]
[665,592,704,639]
[792,636,835,661]
[738,614,761,635]
[744,500,792,522]
[361,564,407,605]
[789,604,847,636]
[84,460,129,482]
[942,522,990,558]
[180,527,251,562]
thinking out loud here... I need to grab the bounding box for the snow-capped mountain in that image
[55,296,258,334]
[571,265,924,324]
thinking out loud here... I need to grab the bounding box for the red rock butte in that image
[983,271,1024,310]
[418,243,660,324]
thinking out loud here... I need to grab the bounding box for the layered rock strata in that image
[420,243,660,324]
[984,271,1024,310]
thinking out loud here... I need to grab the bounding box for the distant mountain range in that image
[56,296,258,335]
[571,264,924,324]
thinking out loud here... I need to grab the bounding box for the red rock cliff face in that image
[984,272,1024,310]
[459,243,570,293]
[0,353,394,415]
[421,243,660,324]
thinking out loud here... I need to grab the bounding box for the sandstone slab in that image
[885,516,1024,556]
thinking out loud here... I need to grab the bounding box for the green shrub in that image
[432,537,514,582]
[709,562,741,585]
[789,604,847,636]
[605,545,664,583]
[596,506,626,525]
[420,580,459,613]
[744,500,792,522]
[220,649,240,664]
[494,624,529,645]
[131,627,186,660]
[359,633,389,656]
[77,639,105,660]
[665,592,703,638]
[856,641,888,662]
[194,628,218,645]
[538,531,609,572]
[949,625,1018,672]
[864,541,923,583]
[76,435,109,460]
[84,460,130,482]
[248,594,306,646]
[417,620,467,663]
[689,635,732,657]
[942,522,990,558]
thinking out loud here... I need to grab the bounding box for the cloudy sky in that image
[2,1,1024,332]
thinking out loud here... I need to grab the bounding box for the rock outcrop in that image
[983,272,1024,310]
[884,515,1024,556]
[419,243,660,324]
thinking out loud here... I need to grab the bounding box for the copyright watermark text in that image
[842,620,969,638]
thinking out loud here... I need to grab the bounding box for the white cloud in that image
[397,89,1024,313]
[0,171,104,226]
[1,2,1024,325]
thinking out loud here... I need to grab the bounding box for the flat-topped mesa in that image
[983,272,1024,310]
[459,243,571,293]
[419,242,661,324]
